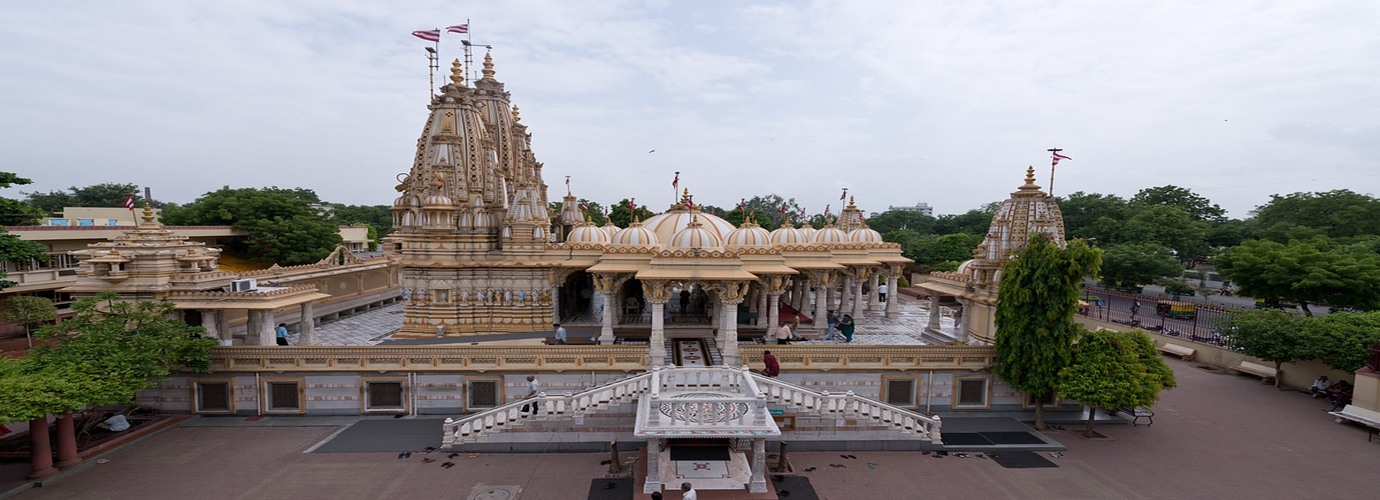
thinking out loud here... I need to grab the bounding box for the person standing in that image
[762,350,780,377]
[776,323,793,345]
[553,323,567,345]
[525,375,540,398]
[878,283,888,303]
[825,310,838,341]
[680,482,697,500]
[275,323,289,346]
[839,314,855,343]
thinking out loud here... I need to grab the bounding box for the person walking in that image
[839,314,855,343]
[553,323,567,344]
[878,283,888,302]
[275,323,290,346]
[825,310,838,340]
[762,350,780,377]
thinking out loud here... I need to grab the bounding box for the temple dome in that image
[724,222,772,248]
[667,217,722,249]
[769,225,806,245]
[610,221,660,247]
[848,226,884,243]
[643,208,735,244]
[797,224,818,241]
[422,194,454,207]
[812,224,848,245]
[566,221,609,245]
[599,220,621,239]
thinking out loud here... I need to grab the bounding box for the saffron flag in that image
[737,198,746,212]
[1051,151,1071,166]
[412,29,441,42]
[447,24,469,34]
[780,204,787,215]
[124,195,135,210]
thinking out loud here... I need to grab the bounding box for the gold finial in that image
[449,59,465,86]
[848,195,856,208]
[1025,166,1037,184]
[482,51,495,79]
[139,201,158,228]
[512,106,521,122]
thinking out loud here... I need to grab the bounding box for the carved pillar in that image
[812,271,830,333]
[27,417,57,480]
[955,304,969,344]
[756,284,768,327]
[551,284,561,323]
[885,272,899,317]
[867,274,880,311]
[54,413,81,469]
[599,291,615,344]
[927,295,943,333]
[851,278,865,320]
[749,438,768,493]
[764,276,788,344]
[200,310,220,343]
[216,311,231,344]
[714,281,749,366]
[791,279,805,311]
[644,281,672,366]
[644,438,663,494]
[299,301,316,346]
[838,277,853,316]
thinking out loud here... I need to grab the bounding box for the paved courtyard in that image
[8,356,1378,499]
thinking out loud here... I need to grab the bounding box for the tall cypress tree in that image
[992,233,1101,429]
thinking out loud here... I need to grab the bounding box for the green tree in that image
[1309,311,1380,373]
[1250,190,1380,242]
[161,187,340,265]
[1118,206,1210,264]
[903,233,982,269]
[1216,239,1380,315]
[866,210,936,236]
[23,182,159,213]
[1130,185,1226,222]
[0,295,57,348]
[0,172,46,225]
[1098,243,1183,290]
[328,204,393,240]
[1219,309,1314,387]
[739,194,800,229]
[1057,328,1176,436]
[607,198,657,229]
[1057,192,1131,241]
[933,202,998,236]
[993,233,1102,429]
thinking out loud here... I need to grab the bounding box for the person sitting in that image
[1311,376,1332,397]
[775,323,793,345]
[97,413,130,432]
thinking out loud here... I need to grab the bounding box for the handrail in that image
[750,374,942,443]
[442,371,654,448]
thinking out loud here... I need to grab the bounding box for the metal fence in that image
[1079,287,1235,348]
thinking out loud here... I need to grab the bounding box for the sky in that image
[1,1,1377,219]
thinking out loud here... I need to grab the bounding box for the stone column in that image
[216,311,231,345]
[885,274,899,317]
[54,413,81,469]
[27,417,57,480]
[598,291,615,344]
[927,295,943,333]
[791,279,804,311]
[200,310,223,345]
[643,438,663,494]
[649,301,667,366]
[756,286,768,327]
[868,276,880,311]
[838,278,853,316]
[851,280,865,320]
[812,278,828,334]
[298,302,316,346]
[767,293,781,343]
[748,438,768,493]
[955,304,968,344]
[551,285,561,323]
[722,300,742,366]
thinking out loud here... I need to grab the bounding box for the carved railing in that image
[739,345,997,371]
[443,370,654,448]
[208,345,649,372]
[750,374,942,443]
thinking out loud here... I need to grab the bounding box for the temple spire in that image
[449,59,465,87]
[482,51,495,80]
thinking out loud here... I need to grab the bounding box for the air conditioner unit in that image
[229,278,257,292]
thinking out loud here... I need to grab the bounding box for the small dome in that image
[956,259,975,274]
[797,224,818,241]
[668,217,722,249]
[643,208,736,243]
[566,222,610,244]
[848,227,884,243]
[610,221,660,247]
[724,223,772,248]
[423,194,454,207]
[812,224,848,245]
[769,225,806,246]
[600,220,621,239]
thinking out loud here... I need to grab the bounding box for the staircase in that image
[442,367,943,449]
[667,337,723,366]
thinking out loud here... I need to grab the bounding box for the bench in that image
[1156,343,1197,361]
[1118,406,1154,426]
[1228,361,1277,383]
[1329,405,1380,442]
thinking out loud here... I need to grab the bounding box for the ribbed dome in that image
[724,223,772,248]
[610,221,660,247]
[600,220,620,239]
[769,225,806,245]
[797,224,818,241]
[848,226,884,243]
[812,224,848,245]
[566,221,610,244]
[642,208,736,244]
[667,217,722,249]
[422,194,454,207]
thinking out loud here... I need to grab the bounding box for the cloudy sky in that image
[2,1,1376,219]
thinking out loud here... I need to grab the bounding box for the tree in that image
[328,204,393,240]
[1309,311,1380,373]
[0,295,57,348]
[607,198,657,228]
[1216,239,1380,315]
[1098,243,1182,290]
[866,210,936,236]
[933,202,998,236]
[1219,309,1313,388]
[22,182,157,214]
[1057,192,1131,241]
[0,172,46,225]
[739,194,800,230]
[160,187,340,265]
[903,233,982,270]
[0,228,49,290]
[1118,205,1210,264]
[1250,190,1380,242]
[1130,185,1226,222]
[1057,328,1176,436]
[993,233,1102,429]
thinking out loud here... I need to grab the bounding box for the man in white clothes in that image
[680,482,697,500]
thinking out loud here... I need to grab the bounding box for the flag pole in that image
[1046,147,1063,197]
